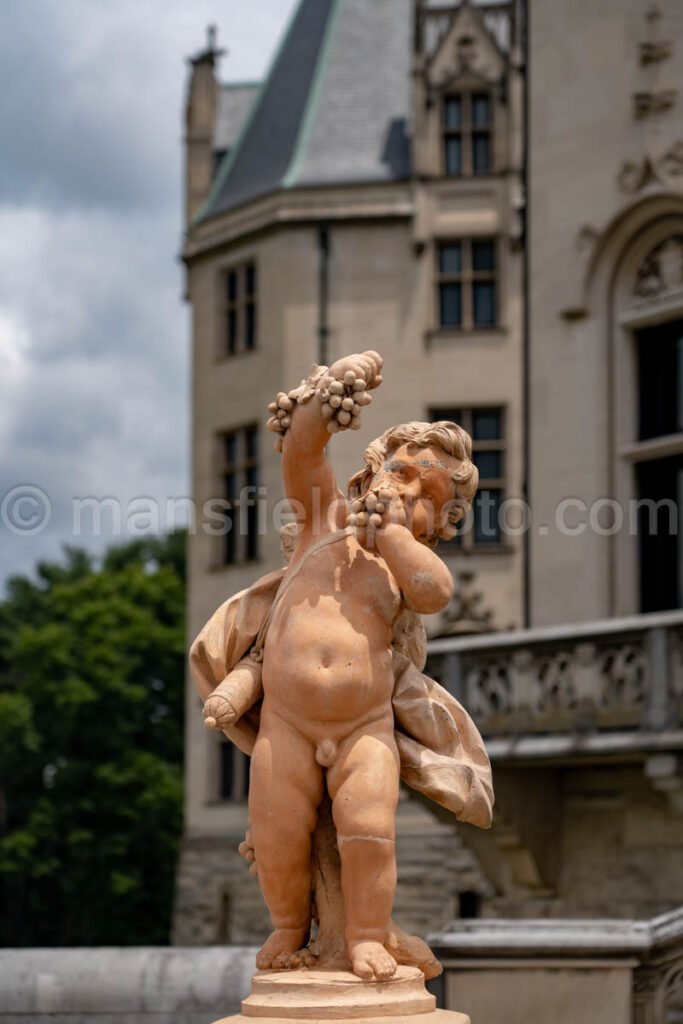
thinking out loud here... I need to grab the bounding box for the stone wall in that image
[172,797,493,946]
[173,832,269,946]
[467,763,683,924]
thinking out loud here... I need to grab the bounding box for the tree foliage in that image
[0,532,186,945]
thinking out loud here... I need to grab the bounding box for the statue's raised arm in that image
[266,351,383,536]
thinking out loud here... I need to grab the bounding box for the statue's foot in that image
[297,946,319,968]
[386,921,442,980]
[349,940,397,981]
[256,928,308,970]
[271,945,319,970]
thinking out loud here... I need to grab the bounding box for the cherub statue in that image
[191,351,493,983]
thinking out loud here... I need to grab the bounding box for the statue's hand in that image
[316,352,384,435]
[329,350,383,390]
[347,485,405,545]
[203,693,238,730]
[238,830,258,875]
[266,354,382,451]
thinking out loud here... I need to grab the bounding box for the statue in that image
[191,352,493,1016]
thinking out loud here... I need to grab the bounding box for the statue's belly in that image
[263,599,394,724]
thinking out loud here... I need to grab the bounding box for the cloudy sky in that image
[0,0,298,586]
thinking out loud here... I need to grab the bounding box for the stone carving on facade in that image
[659,140,683,181]
[639,40,673,66]
[190,351,493,1022]
[618,3,679,195]
[417,0,513,64]
[617,142,683,195]
[662,960,683,1021]
[633,236,683,300]
[429,42,500,106]
[576,224,601,254]
[453,33,476,74]
[634,89,677,120]
[465,637,646,729]
[618,155,655,194]
[635,953,683,1024]
[564,7,681,318]
[422,0,507,109]
[438,569,494,636]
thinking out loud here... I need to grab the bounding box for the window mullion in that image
[464,93,472,177]
[463,241,472,331]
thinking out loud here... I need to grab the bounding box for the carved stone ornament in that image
[618,5,679,193]
[659,140,683,181]
[465,638,646,728]
[618,141,683,194]
[639,40,672,66]
[576,224,601,254]
[439,569,494,637]
[633,236,683,300]
[634,89,677,120]
[432,43,497,98]
[663,961,683,1022]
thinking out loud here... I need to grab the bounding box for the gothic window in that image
[442,92,493,177]
[437,239,498,330]
[430,406,506,547]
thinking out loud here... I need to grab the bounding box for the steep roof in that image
[213,82,260,154]
[198,0,412,223]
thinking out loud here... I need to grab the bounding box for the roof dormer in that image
[413,0,513,180]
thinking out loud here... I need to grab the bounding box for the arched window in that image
[566,198,683,617]
[609,222,683,614]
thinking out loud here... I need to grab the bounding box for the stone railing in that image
[427,611,683,760]
[2,914,679,1024]
[428,907,683,1024]
[0,946,257,1023]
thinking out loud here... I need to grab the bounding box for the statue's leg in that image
[249,711,323,969]
[327,723,400,981]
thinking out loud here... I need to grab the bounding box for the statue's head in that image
[348,421,478,547]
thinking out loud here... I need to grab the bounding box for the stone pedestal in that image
[213,966,470,1024]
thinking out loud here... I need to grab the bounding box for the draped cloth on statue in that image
[189,562,493,830]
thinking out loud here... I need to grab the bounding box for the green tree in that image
[0,531,186,945]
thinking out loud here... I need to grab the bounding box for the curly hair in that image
[347,421,478,539]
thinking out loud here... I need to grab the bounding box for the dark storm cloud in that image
[0,0,297,587]
[0,0,298,214]
[0,3,175,212]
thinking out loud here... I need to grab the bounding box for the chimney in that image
[184,25,224,226]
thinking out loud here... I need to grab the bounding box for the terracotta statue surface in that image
[191,351,493,993]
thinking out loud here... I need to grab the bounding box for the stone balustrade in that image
[428,907,683,1024]
[1,910,680,1024]
[427,611,683,762]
